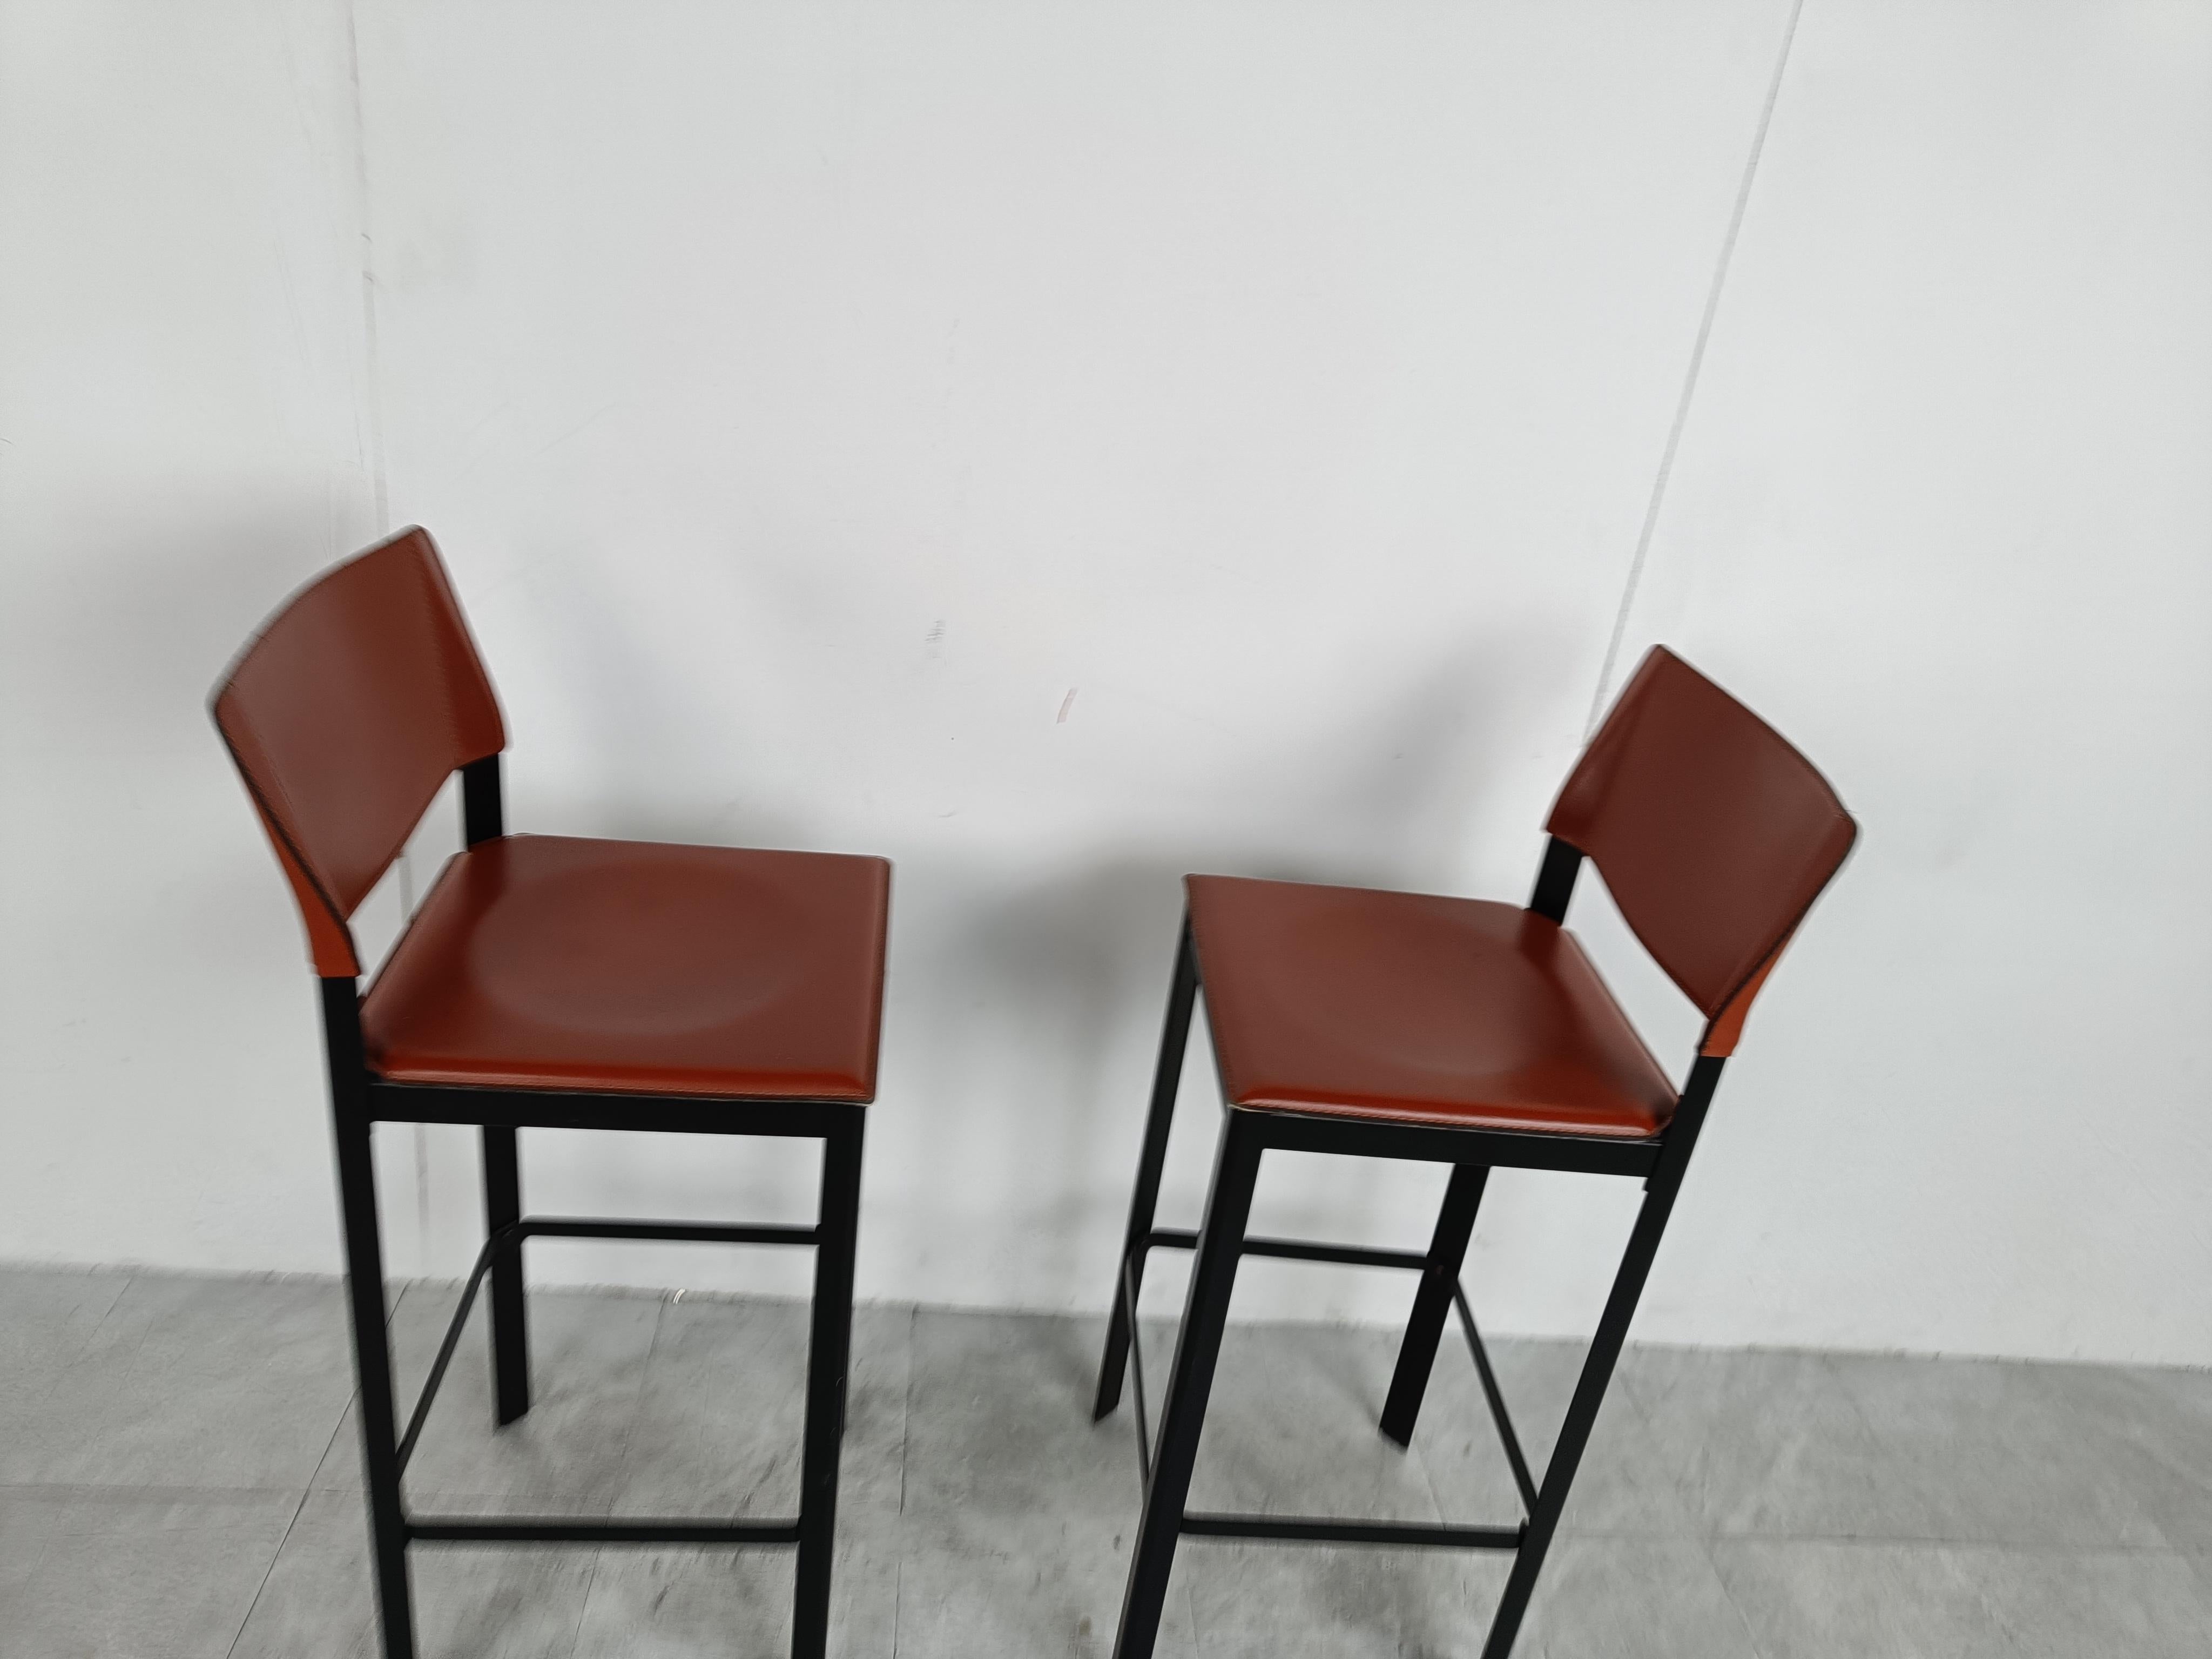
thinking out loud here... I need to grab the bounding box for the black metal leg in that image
[1112,1109,1263,1659]
[1379,1163,1491,1446]
[1095,915,1199,1421]
[482,1125,530,1426]
[1478,1058,1721,1659]
[332,1110,418,1659]
[793,1110,865,1659]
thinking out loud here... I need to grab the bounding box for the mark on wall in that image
[1586,0,1806,736]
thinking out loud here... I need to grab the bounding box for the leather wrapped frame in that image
[1546,646,1857,1058]
[210,527,505,976]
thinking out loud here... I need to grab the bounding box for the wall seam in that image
[1584,0,1806,736]
[345,0,430,1269]
[343,0,389,538]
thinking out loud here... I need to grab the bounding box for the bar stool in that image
[211,528,889,1659]
[1094,646,1855,1659]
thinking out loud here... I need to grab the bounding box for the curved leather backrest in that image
[1547,646,1855,1056]
[211,528,504,976]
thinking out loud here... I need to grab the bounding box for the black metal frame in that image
[321,756,866,1659]
[1095,843,1725,1659]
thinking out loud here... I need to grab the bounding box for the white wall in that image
[3,1,2206,1364]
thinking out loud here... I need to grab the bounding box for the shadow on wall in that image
[64,502,382,968]
[471,535,832,858]
[73,501,359,738]
[867,640,1563,1309]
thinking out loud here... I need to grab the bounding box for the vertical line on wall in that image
[1584,0,1805,736]
[343,0,389,538]
[346,0,428,1272]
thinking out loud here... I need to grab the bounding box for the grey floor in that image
[3,1268,2211,1658]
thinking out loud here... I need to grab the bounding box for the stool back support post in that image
[320,976,417,1659]
[1477,1052,1724,1659]
[462,753,534,1424]
[464,751,527,1421]
[1095,914,1200,1421]
[461,753,503,846]
[1525,836,1583,924]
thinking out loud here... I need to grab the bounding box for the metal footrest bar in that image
[398,1226,510,1472]
[1453,1283,1537,1514]
[521,1217,818,1247]
[409,1516,801,1545]
[1110,1235,1537,1553]
[397,1212,821,1476]
[1182,1513,1524,1549]
[1147,1229,1427,1272]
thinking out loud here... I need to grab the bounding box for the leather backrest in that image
[211,528,504,976]
[1547,646,1855,1055]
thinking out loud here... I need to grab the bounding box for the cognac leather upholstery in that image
[362,836,890,1101]
[1185,648,1852,1134]
[1547,647,1856,1056]
[1188,876,1676,1138]
[212,525,894,1107]
[211,529,504,976]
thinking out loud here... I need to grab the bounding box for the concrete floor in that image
[2,1266,2209,1656]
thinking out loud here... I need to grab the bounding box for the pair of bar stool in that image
[213,529,1854,1659]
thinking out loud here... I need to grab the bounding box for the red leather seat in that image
[1187,875,1675,1138]
[362,835,890,1101]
